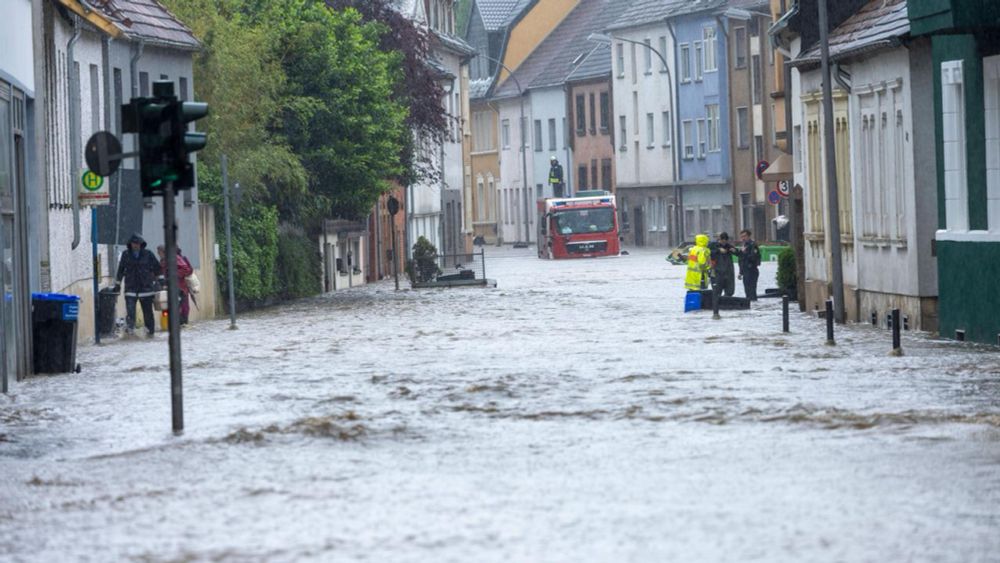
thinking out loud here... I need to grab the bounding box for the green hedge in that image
[276,230,322,299]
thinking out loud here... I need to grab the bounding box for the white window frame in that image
[694,41,704,81]
[737,106,749,149]
[680,43,691,83]
[619,115,627,150]
[682,119,694,159]
[644,38,653,74]
[703,26,717,72]
[616,43,625,78]
[646,113,655,148]
[501,119,510,149]
[661,110,672,147]
[659,36,669,72]
[707,104,720,152]
[697,118,707,159]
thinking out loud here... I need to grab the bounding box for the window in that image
[749,17,760,37]
[113,68,122,135]
[589,93,596,133]
[476,176,486,219]
[578,165,588,189]
[793,124,802,172]
[548,118,557,151]
[682,120,694,159]
[706,104,720,152]
[680,44,691,82]
[647,197,658,231]
[501,119,510,149]
[139,71,149,97]
[737,107,749,149]
[694,42,703,81]
[521,116,528,150]
[752,55,762,104]
[599,92,610,132]
[601,158,612,190]
[534,120,542,151]
[697,119,707,158]
[734,27,747,69]
[619,116,627,150]
[89,64,100,133]
[644,39,652,74]
[631,43,638,84]
[646,113,655,148]
[771,103,777,146]
[754,135,764,162]
[591,159,598,188]
[575,94,586,135]
[703,27,717,72]
[659,36,669,72]
[661,111,672,147]
[472,111,495,151]
[616,43,625,78]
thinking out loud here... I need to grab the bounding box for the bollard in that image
[782,295,790,333]
[890,308,903,356]
[825,299,835,345]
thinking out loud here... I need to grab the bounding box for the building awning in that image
[761,152,793,181]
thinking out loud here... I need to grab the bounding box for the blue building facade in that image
[672,10,733,240]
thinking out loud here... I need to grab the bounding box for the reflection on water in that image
[1,247,998,561]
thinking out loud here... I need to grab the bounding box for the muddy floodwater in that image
[2,247,999,562]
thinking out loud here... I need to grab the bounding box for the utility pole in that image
[818,0,845,324]
[221,155,237,329]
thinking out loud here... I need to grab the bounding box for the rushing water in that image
[2,247,999,562]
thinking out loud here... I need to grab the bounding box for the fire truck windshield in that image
[554,207,615,235]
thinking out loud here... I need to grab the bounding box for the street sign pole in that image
[387,196,401,291]
[222,155,237,329]
[91,207,100,344]
[163,180,184,433]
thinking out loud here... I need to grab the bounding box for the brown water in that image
[1,247,998,561]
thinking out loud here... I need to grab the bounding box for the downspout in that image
[68,16,81,249]
[129,40,144,98]
[667,19,683,243]
[832,63,851,94]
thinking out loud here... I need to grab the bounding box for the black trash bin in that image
[31,292,81,374]
[98,287,119,336]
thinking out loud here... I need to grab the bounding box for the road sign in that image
[755,160,770,180]
[79,169,110,205]
[767,189,781,205]
[84,131,123,177]
[776,179,790,197]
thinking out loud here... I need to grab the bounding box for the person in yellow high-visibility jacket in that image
[684,234,711,291]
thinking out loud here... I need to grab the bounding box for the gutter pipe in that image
[68,16,81,249]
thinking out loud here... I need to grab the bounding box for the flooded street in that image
[2,247,999,562]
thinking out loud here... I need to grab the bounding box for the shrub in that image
[776,246,797,296]
[408,236,440,283]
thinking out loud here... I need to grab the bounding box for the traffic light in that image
[120,81,209,197]
[168,100,209,190]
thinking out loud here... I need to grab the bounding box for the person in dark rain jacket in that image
[115,233,160,337]
[736,229,762,301]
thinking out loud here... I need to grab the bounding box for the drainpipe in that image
[667,19,683,243]
[68,16,81,249]
[129,39,144,98]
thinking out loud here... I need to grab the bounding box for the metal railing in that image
[433,249,487,281]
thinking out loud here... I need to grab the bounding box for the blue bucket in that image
[684,291,702,312]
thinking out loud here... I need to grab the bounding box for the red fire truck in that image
[537,191,621,259]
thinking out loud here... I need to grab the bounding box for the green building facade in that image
[909,0,1000,344]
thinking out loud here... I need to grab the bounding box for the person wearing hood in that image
[114,233,160,337]
[709,232,737,299]
[684,234,711,292]
[157,245,193,326]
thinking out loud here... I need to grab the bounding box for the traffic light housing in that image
[121,81,209,197]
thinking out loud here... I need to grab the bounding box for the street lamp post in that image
[817,0,846,323]
[588,32,680,245]
[475,54,531,247]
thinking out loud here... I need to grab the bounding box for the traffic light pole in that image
[163,180,184,433]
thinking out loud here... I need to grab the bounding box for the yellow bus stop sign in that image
[81,170,104,191]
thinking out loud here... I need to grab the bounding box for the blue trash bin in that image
[31,292,81,374]
[684,291,702,312]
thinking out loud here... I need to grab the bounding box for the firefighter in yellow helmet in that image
[684,234,711,291]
